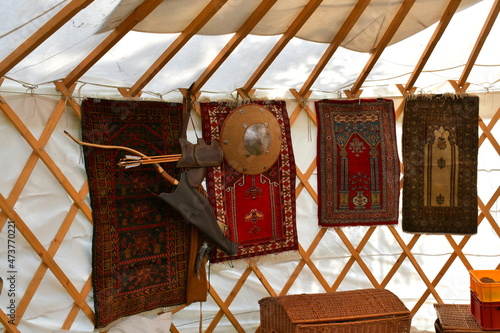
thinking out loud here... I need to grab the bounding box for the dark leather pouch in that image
[193,138,223,166]
[177,137,223,168]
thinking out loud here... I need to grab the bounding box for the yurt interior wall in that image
[1,0,500,332]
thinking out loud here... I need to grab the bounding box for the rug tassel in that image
[405,92,472,101]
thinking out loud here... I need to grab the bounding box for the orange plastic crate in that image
[469,270,500,302]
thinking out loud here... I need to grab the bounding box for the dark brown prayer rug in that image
[201,101,298,263]
[402,94,479,235]
[315,99,400,227]
[81,99,205,328]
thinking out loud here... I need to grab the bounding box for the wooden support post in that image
[0,0,94,78]
[236,88,256,100]
[118,87,141,98]
[479,187,500,238]
[179,87,201,117]
[127,0,229,97]
[282,242,331,295]
[190,0,278,95]
[251,264,277,297]
[414,236,470,311]
[388,226,443,305]
[403,0,463,93]
[62,0,164,88]
[454,0,500,92]
[478,106,500,154]
[448,79,470,93]
[343,89,363,99]
[15,184,93,324]
[299,0,371,96]
[331,227,377,291]
[349,0,416,97]
[0,312,20,333]
[54,82,81,117]
[295,157,318,202]
[335,228,381,288]
[289,89,315,126]
[396,84,417,97]
[0,194,95,323]
[207,279,248,332]
[395,84,417,119]
[0,95,92,220]
[242,0,323,93]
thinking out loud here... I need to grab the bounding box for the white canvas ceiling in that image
[101,0,477,49]
[1,0,499,98]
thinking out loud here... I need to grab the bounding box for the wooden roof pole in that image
[61,0,164,89]
[299,0,372,96]
[0,311,20,333]
[240,0,324,97]
[449,0,500,93]
[0,0,94,78]
[125,0,229,97]
[399,0,463,95]
[290,1,370,129]
[345,0,416,98]
[190,0,278,95]
[287,3,371,254]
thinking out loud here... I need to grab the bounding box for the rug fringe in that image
[199,97,284,109]
[209,250,301,272]
[405,92,473,101]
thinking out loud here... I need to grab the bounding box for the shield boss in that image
[220,104,282,175]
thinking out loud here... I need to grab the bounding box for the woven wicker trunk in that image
[259,288,411,333]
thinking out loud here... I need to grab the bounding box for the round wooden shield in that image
[220,104,282,175]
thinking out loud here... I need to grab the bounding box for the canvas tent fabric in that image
[1,0,500,332]
[0,0,499,96]
[100,0,479,49]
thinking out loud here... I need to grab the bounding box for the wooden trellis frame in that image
[0,85,499,332]
[1,0,500,332]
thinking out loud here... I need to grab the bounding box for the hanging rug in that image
[402,94,479,235]
[81,98,203,328]
[201,100,298,263]
[315,99,400,227]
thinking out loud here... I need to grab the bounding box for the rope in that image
[0,1,66,38]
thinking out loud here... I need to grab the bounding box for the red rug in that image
[315,99,400,227]
[201,101,298,263]
[81,99,203,328]
[402,94,479,234]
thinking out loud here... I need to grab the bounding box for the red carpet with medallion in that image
[201,100,298,263]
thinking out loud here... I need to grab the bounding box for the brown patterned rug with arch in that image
[402,94,479,235]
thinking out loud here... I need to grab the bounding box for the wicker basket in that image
[434,303,500,332]
[259,288,411,333]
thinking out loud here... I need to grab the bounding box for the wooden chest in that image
[259,288,411,333]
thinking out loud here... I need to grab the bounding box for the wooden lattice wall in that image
[0,86,499,333]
